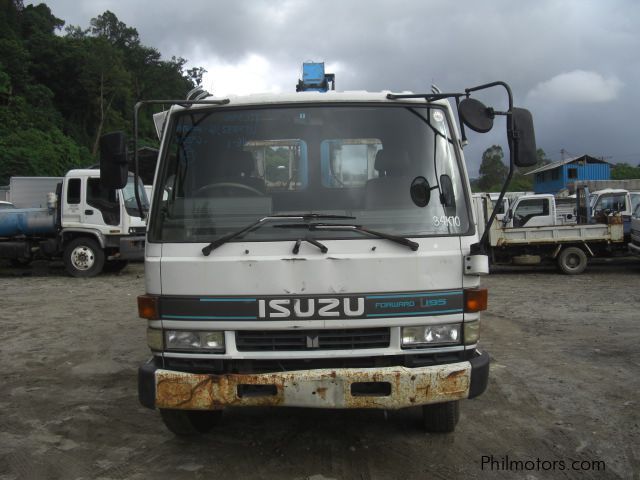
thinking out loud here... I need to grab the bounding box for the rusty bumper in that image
[139,351,489,411]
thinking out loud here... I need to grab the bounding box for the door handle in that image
[85,209,94,215]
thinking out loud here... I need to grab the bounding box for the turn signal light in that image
[464,288,488,312]
[138,294,159,320]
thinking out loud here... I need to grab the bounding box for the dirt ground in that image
[0,258,639,480]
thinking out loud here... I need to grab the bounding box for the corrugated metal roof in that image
[526,155,609,175]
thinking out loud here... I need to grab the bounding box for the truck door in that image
[82,177,122,230]
[512,198,551,227]
[62,177,83,225]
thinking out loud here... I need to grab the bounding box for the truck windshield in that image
[149,105,471,243]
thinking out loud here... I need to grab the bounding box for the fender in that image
[61,228,107,249]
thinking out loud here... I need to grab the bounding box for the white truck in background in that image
[0,169,148,276]
[500,194,577,228]
[474,189,628,274]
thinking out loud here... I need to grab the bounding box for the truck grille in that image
[236,328,390,352]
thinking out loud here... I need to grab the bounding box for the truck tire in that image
[159,409,222,436]
[63,237,105,277]
[422,401,460,433]
[557,247,588,275]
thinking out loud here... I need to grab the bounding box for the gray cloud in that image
[40,0,640,173]
[527,71,623,103]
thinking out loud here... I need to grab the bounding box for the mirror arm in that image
[472,157,515,255]
[454,96,468,144]
[465,81,513,111]
[133,102,145,220]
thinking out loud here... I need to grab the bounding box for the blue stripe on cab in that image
[366,291,462,299]
[199,298,257,302]
[367,309,463,317]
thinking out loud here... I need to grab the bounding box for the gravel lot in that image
[0,258,639,480]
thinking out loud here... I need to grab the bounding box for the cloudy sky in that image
[38,0,640,175]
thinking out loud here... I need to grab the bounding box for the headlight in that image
[165,330,225,352]
[402,324,461,347]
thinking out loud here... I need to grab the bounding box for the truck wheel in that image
[422,401,460,433]
[557,247,588,275]
[63,237,105,277]
[159,409,222,436]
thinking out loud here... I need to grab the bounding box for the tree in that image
[611,162,640,180]
[0,3,202,183]
[477,145,507,191]
[507,148,551,192]
[186,66,207,87]
[89,10,139,49]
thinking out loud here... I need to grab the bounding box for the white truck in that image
[588,188,638,236]
[500,193,577,228]
[474,191,627,274]
[101,76,537,435]
[0,169,148,276]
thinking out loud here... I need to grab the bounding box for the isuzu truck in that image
[101,74,537,435]
[0,169,147,276]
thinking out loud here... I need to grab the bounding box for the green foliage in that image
[611,162,640,180]
[476,145,507,192]
[0,1,199,184]
[0,128,90,183]
[0,62,10,96]
[474,146,551,192]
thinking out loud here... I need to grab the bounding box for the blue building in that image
[527,155,611,194]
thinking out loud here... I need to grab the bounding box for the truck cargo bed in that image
[490,222,624,246]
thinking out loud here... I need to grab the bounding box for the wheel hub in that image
[71,246,95,271]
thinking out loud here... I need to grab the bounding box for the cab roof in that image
[190,90,451,109]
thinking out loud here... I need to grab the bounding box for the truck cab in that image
[61,169,147,237]
[58,169,148,275]
[589,189,634,234]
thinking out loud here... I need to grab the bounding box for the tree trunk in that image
[91,72,115,156]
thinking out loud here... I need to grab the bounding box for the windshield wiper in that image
[293,237,328,254]
[201,214,355,255]
[272,223,419,251]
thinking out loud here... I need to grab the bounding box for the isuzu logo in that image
[258,298,365,319]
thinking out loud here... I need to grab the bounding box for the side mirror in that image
[511,108,537,167]
[410,176,432,207]
[459,98,494,133]
[439,174,456,210]
[100,132,128,190]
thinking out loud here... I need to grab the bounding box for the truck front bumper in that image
[139,350,489,410]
